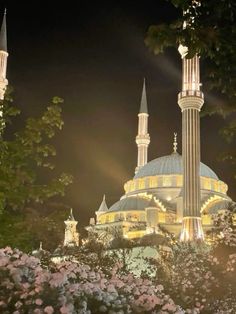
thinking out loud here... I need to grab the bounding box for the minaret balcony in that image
[136,134,150,145]
[178,90,204,100]
[178,91,204,111]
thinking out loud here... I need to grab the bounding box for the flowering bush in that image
[145,242,236,313]
[0,247,184,314]
[140,204,236,313]
[211,207,236,245]
[1,205,236,313]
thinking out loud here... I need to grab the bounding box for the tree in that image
[0,89,73,213]
[0,88,73,250]
[0,202,71,252]
[145,0,236,175]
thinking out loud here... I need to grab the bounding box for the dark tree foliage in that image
[0,203,69,252]
[0,89,73,213]
[145,0,236,175]
[49,231,118,275]
[0,88,73,250]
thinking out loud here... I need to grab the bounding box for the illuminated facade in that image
[87,78,232,240]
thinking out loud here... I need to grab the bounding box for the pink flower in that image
[35,287,42,293]
[107,284,116,293]
[50,272,66,287]
[60,305,70,314]
[22,282,30,289]
[157,284,164,291]
[0,256,9,267]
[4,246,13,254]
[44,306,54,314]
[35,298,43,306]
[162,303,177,311]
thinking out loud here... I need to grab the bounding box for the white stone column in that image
[178,53,204,241]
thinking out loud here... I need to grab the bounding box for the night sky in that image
[1,1,235,227]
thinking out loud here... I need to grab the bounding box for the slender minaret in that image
[135,78,150,173]
[0,10,8,100]
[178,44,204,241]
[64,209,79,247]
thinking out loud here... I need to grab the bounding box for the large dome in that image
[134,153,219,180]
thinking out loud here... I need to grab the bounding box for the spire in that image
[68,208,75,220]
[139,78,148,114]
[0,9,7,52]
[98,195,109,212]
[173,132,178,153]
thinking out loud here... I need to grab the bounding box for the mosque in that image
[0,11,233,248]
[84,79,231,241]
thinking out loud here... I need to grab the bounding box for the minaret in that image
[178,44,204,241]
[64,209,79,247]
[135,78,150,173]
[0,10,8,100]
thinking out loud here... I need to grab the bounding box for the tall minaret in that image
[135,78,150,173]
[178,44,204,241]
[0,10,8,100]
[64,209,79,247]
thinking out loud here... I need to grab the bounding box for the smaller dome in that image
[206,200,231,214]
[108,196,150,212]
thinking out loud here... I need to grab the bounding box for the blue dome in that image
[134,153,219,180]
